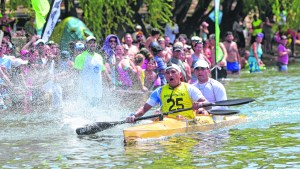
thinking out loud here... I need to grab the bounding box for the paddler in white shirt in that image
[126,64,209,123]
[192,60,228,113]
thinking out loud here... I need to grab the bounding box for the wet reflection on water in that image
[1,64,300,168]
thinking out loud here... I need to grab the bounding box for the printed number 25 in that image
[168,98,184,111]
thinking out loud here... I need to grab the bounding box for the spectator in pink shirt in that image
[277,35,290,72]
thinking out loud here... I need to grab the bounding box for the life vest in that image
[160,83,195,119]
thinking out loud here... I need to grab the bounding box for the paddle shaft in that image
[76,98,254,135]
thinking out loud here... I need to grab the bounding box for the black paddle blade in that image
[214,98,255,106]
[76,121,126,135]
[76,125,102,135]
[209,109,240,115]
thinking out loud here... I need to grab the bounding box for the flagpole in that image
[214,0,220,81]
[41,0,55,38]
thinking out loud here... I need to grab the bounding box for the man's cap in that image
[158,37,165,42]
[191,36,202,42]
[136,25,142,30]
[149,41,163,53]
[75,42,85,50]
[178,34,187,40]
[47,40,55,45]
[86,35,96,42]
[193,60,210,69]
[173,44,183,52]
[34,39,45,45]
[61,50,70,58]
[166,64,181,72]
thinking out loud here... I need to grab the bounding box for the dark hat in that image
[150,41,162,53]
[151,46,163,53]
[173,45,182,52]
[139,48,150,57]
[61,51,70,59]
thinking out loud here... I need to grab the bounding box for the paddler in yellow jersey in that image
[126,64,208,123]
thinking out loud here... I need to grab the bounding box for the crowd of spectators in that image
[0,13,298,112]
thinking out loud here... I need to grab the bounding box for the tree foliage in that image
[77,0,173,40]
[4,0,300,39]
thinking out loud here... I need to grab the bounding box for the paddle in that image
[76,98,254,135]
[208,109,240,115]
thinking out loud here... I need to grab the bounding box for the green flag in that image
[32,0,50,30]
[215,0,222,63]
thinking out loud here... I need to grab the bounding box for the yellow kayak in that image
[123,114,246,143]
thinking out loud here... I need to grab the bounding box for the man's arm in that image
[134,103,153,118]
[126,87,161,122]
[126,103,153,123]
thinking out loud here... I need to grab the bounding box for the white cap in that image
[86,35,96,42]
[193,60,209,69]
[191,36,202,42]
[136,25,142,30]
[34,39,45,45]
[166,64,181,72]
[75,42,85,50]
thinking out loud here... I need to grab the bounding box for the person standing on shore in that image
[248,33,264,73]
[74,36,106,106]
[223,31,241,74]
[276,35,290,72]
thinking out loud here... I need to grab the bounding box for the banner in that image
[42,0,63,42]
[31,0,50,31]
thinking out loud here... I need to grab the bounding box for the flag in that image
[208,9,223,24]
[214,0,222,63]
[42,0,63,42]
[31,0,50,32]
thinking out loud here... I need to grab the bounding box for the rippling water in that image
[1,63,300,168]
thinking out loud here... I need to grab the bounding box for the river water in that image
[1,63,300,168]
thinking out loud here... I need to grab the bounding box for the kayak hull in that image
[123,114,246,143]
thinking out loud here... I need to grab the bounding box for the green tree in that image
[77,0,173,41]
[4,0,300,40]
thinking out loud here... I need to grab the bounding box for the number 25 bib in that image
[160,83,195,119]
